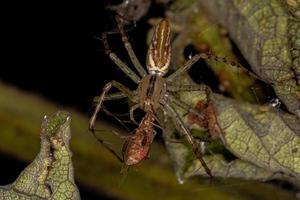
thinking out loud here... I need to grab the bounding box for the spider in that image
[89,16,238,177]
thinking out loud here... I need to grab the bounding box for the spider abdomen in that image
[146,19,171,75]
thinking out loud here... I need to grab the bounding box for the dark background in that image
[0,0,165,199]
[1,0,165,114]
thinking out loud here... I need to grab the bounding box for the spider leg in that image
[166,84,207,119]
[165,92,206,121]
[104,92,127,101]
[89,80,136,163]
[102,33,140,84]
[93,92,127,105]
[167,52,262,83]
[161,99,213,178]
[115,15,147,77]
[167,84,206,92]
[90,129,123,163]
[90,80,136,130]
[94,92,139,129]
[101,106,132,131]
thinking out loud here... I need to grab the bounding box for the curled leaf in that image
[0,111,80,200]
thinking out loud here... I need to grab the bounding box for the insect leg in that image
[129,104,140,125]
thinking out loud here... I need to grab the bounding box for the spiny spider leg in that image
[115,15,147,77]
[161,99,213,178]
[101,106,132,131]
[166,83,211,120]
[166,93,205,120]
[89,126,123,163]
[96,94,140,127]
[89,80,137,163]
[91,132,123,162]
[102,33,140,84]
[94,92,137,127]
[167,53,262,83]
[167,53,206,82]
[93,92,127,105]
[167,84,206,92]
[90,80,136,131]
[104,92,128,100]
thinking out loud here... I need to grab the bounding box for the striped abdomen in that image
[146,19,171,75]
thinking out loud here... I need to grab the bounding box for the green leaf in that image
[0,111,80,200]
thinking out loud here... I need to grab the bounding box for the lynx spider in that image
[89,16,249,177]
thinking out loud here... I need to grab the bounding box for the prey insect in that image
[89,15,236,177]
